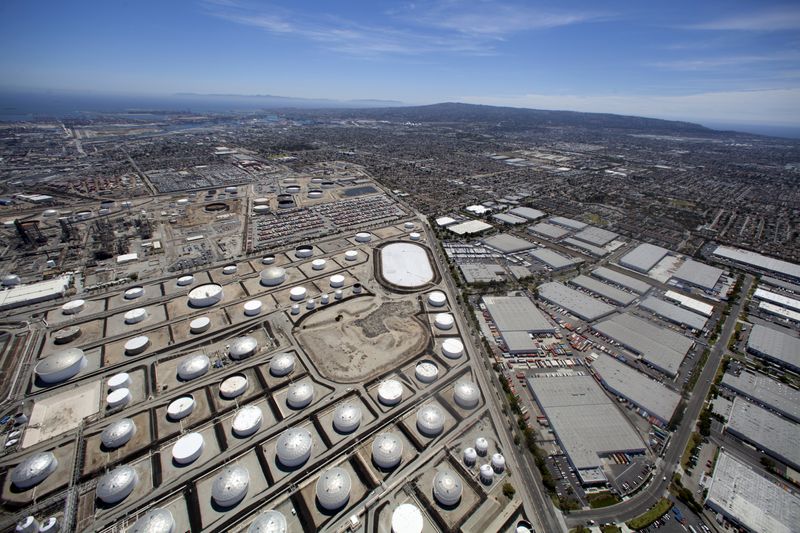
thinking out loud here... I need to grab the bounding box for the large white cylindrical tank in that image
[189,316,211,334]
[96,465,138,504]
[171,432,204,465]
[416,404,445,437]
[434,313,455,330]
[15,516,38,533]
[61,299,86,315]
[377,379,403,406]
[101,418,136,449]
[355,232,371,243]
[491,453,506,473]
[372,433,403,469]
[453,380,480,409]
[276,428,313,468]
[129,508,175,533]
[243,300,263,316]
[391,503,424,533]
[344,250,358,261]
[107,372,131,391]
[269,352,296,377]
[315,467,351,511]
[409,232,421,241]
[106,388,132,409]
[475,437,489,456]
[480,464,494,484]
[211,465,250,507]
[232,405,263,438]
[222,265,238,275]
[286,381,314,409]
[329,274,345,288]
[167,396,195,421]
[229,336,258,360]
[261,255,276,265]
[432,470,462,507]
[188,284,223,307]
[177,275,194,287]
[441,338,464,359]
[289,286,307,301]
[124,287,145,300]
[260,266,286,287]
[219,374,248,399]
[295,245,313,259]
[332,402,362,434]
[248,511,287,533]
[11,452,58,489]
[124,335,150,356]
[427,291,447,307]
[308,190,323,199]
[311,259,327,270]
[404,222,416,230]
[35,348,87,384]
[463,447,477,466]
[177,353,210,381]
[415,361,439,383]
[253,205,270,215]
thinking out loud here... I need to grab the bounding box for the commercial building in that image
[619,243,670,273]
[527,222,569,240]
[527,373,645,485]
[458,263,505,284]
[537,282,616,321]
[549,216,587,231]
[753,288,800,313]
[492,213,527,225]
[705,451,800,533]
[0,276,71,311]
[746,324,800,373]
[529,248,582,271]
[721,371,800,423]
[435,216,457,227]
[562,237,608,257]
[639,296,708,330]
[568,275,637,306]
[508,207,545,221]
[481,233,536,253]
[482,296,555,335]
[671,259,724,291]
[758,301,800,323]
[447,220,493,236]
[663,290,714,317]
[590,354,681,425]
[572,226,618,247]
[726,397,800,471]
[592,313,694,377]
[591,267,651,295]
[713,245,800,282]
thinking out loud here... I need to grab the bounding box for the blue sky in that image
[0,0,799,125]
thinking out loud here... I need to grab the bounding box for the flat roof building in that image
[663,290,714,317]
[447,220,493,236]
[713,245,800,281]
[528,222,569,240]
[0,276,71,311]
[591,267,651,295]
[459,263,505,284]
[529,248,582,271]
[758,301,800,323]
[549,216,587,230]
[569,275,637,306]
[746,324,800,373]
[671,259,724,291]
[508,206,546,221]
[492,213,527,225]
[562,237,608,257]
[726,397,800,471]
[481,233,536,253]
[538,282,616,321]
[753,288,800,313]
[482,295,555,334]
[721,371,800,423]
[639,296,708,330]
[435,216,457,227]
[619,243,670,273]
[572,226,618,247]
[705,451,800,533]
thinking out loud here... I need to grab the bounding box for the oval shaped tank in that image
[475,437,489,456]
[285,185,301,194]
[463,447,477,466]
[177,275,194,287]
[434,313,454,330]
[211,465,250,507]
[219,374,248,399]
[11,452,58,489]
[96,465,138,504]
[480,464,494,484]
[441,338,464,359]
[415,361,439,383]
[248,510,287,533]
[416,404,445,437]
[289,286,307,301]
[177,353,210,381]
[228,335,257,360]
[243,300,263,316]
[61,299,86,315]
[261,255,276,265]
[189,316,211,334]
[427,291,447,307]
[260,266,286,286]
[124,335,150,356]
[15,516,38,533]
[453,380,480,409]
[125,308,149,325]
[53,325,81,344]
[129,508,175,533]
[286,381,314,409]
[372,433,403,469]
[222,265,237,275]
[253,197,270,206]
[316,467,351,511]
[101,418,136,449]
[409,232,421,241]
[124,287,145,300]
[225,186,238,193]
[377,379,403,406]
[308,190,323,199]
[107,372,131,391]
[329,274,345,288]
[171,432,204,465]
[344,250,358,261]
[404,222,416,230]
[253,205,270,215]
[491,453,506,472]
[232,405,263,438]
[294,245,313,259]
[107,388,131,409]
[269,352,296,377]
[167,396,195,421]
[391,503,424,533]
[35,348,87,384]
[354,232,371,243]
[187,284,223,307]
[332,402,362,434]
[275,427,313,468]
[311,259,326,271]
[432,470,462,507]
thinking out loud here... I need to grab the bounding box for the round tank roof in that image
[11,452,58,489]
[124,335,150,355]
[453,380,480,409]
[101,418,136,449]
[261,255,276,264]
[15,516,38,533]
[189,316,211,333]
[289,286,307,301]
[475,437,489,455]
[107,387,131,409]
[177,353,210,381]
[167,396,195,420]
[378,379,403,406]
[441,338,464,359]
[286,381,314,409]
[329,274,345,288]
[409,232,421,241]
[96,465,138,504]
[35,348,87,383]
[124,287,145,300]
[372,433,403,469]
[311,259,326,270]
[187,284,223,307]
[491,453,506,472]
[391,503,424,533]
[332,402,362,434]
[177,275,194,287]
[211,465,250,507]
[61,299,86,314]
[276,427,312,468]
[355,232,372,242]
[269,352,296,377]
[2,274,21,286]
[404,222,416,229]
[480,463,494,482]
[434,313,455,330]
[222,265,238,275]
[243,300,263,316]
[427,291,447,307]
[463,447,477,464]
[232,405,263,437]
[415,361,439,383]
[260,266,286,286]
[316,467,351,511]
[38,517,57,532]
[171,432,204,465]
[416,404,445,437]
[229,335,257,360]
[107,372,131,390]
[247,510,287,533]
[129,508,175,533]
[53,325,82,344]
[432,470,462,507]
[220,374,248,399]
[344,250,358,261]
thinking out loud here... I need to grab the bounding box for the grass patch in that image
[682,432,702,467]
[626,498,672,530]
[587,491,622,509]
[601,526,622,533]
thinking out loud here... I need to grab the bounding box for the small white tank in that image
[329,274,345,288]
[124,335,150,355]
[275,427,313,468]
[38,517,58,532]
[260,255,275,264]
[315,467,351,511]
[219,374,248,399]
[427,291,447,307]
[124,308,148,325]
[232,405,262,438]
[311,259,326,270]
[404,222,415,229]
[306,298,316,310]
[416,404,445,437]
[269,352,296,377]
[243,300,263,316]
[320,293,330,304]
[344,250,359,261]
[332,402,362,434]
[415,361,439,383]
[291,304,300,315]
[171,432,204,465]
[15,516,38,533]
[355,232,371,243]
[434,313,454,330]
[177,353,210,381]
[286,381,314,409]
[101,418,136,449]
[96,465,138,504]
[475,437,489,456]
[491,453,506,472]
[189,316,211,333]
[391,503,424,533]
[289,286,307,301]
[432,470,462,507]
[409,232,421,241]
[107,388,131,409]
[352,283,363,294]
[377,379,403,406]
[453,380,481,409]
[124,287,145,300]
[167,396,195,421]
[372,433,403,469]
[480,463,494,484]
[248,511,287,533]
[177,275,194,286]
[463,447,477,466]
[107,372,131,390]
[222,265,237,275]
[211,465,250,508]
[334,289,343,300]
[441,338,464,359]
[61,299,86,315]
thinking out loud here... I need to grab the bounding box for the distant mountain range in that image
[172,92,405,109]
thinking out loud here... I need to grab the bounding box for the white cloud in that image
[458,89,800,125]
[688,8,800,31]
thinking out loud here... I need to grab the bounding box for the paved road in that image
[565,274,753,527]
